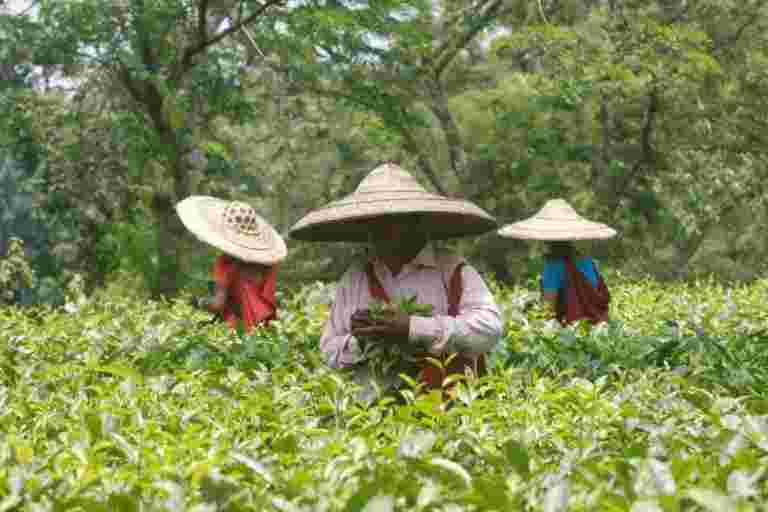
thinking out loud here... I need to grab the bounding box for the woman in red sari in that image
[176,196,287,332]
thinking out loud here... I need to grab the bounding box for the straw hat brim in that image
[289,192,497,242]
[498,218,617,241]
[176,196,287,264]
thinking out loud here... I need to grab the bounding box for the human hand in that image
[351,308,410,343]
[351,309,373,332]
[190,296,213,311]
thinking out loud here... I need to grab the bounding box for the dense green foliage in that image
[1,0,437,297]
[3,0,767,299]
[0,238,36,305]
[2,275,768,510]
[1,1,766,508]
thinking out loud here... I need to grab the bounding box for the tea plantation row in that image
[1,275,767,510]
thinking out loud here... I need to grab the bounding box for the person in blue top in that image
[498,199,617,324]
[540,241,599,305]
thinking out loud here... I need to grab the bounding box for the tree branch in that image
[115,64,145,106]
[247,64,429,194]
[198,0,208,44]
[399,122,448,195]
[592,92,612,187]
[713,1,766,52]
[430,0,503,77]
[537,0,549,25]
[614,84,659,204]
[133,0,157,70]
[18,0,41,16]
[176,0,286,80]
[304,72,449,195]
[116,61,173,150]
[668,0,696,23]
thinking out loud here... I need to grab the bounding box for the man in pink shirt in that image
[289,162,503,403]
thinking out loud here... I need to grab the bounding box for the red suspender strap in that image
[441,263,487,384]
[447,262,464,316]
[424,262,490,390]
[366,262,390,302]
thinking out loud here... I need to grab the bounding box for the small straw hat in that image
[498,199,617,241]
[288,162,497,242]
[176,196,287,264]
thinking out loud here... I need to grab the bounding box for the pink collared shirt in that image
[320,244,503,370]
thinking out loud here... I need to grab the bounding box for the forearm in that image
[410,307,503,355]
[319,265,372,369]
[194,281,229,313]
[320,330,365,369]
[194,296,227,313]
[408,265,503,355]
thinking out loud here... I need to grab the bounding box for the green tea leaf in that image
[94,364,143,383]
[684,489,738,512]
[106,494,140,512]
[502,439,531,478]
[361,495,395,512]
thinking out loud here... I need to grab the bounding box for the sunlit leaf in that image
[429,458,472,488]
[397,430,437,459]
[630,501,663,512]
[685,489,738,512]
[361,495,395,512]
[106,494,139,512]
[543,480,569,512]
[231,452,274,484]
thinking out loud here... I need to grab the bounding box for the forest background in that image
[1,0,767,304]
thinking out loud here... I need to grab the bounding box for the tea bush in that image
[0,237,35,305]
[1,276,767,511]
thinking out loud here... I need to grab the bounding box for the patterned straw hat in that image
[288,162,497,242]
[176,196,287,264]
[498,199,617,241]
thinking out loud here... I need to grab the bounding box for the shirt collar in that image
[408,243,438,269]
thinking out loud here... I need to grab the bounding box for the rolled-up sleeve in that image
[408,265,503,355]
[319,267,365,369]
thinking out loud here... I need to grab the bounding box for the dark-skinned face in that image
[368,214,427,260]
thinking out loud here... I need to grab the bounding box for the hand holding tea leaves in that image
[351,296,434,376]
[352,296,430,339]
[350,307,410,344]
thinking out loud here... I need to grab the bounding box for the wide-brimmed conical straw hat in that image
[176,196,287,264]
[498,199,617,241]
[288,162,497,242]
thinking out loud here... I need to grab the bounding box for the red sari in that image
[555,256,610,325]
[214,255,278,332]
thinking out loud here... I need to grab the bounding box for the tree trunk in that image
[127,73,193,298]
[423,77,469,188]
[399,126,450,195]
[149,123,192,298]
[151,190,187,298]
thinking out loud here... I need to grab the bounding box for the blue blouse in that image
[542,257,599,294]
